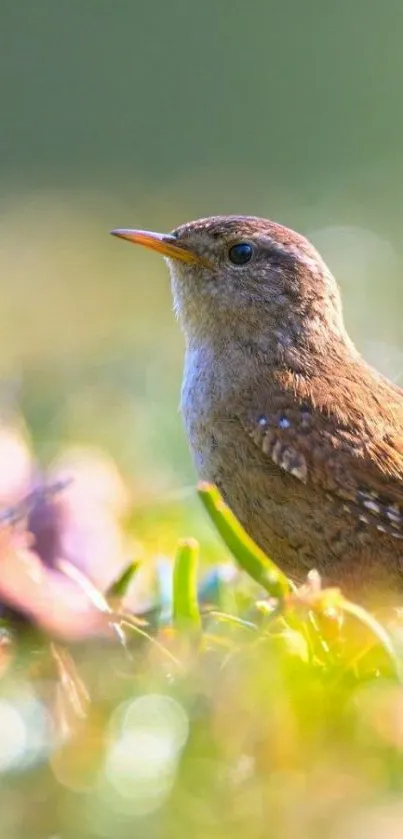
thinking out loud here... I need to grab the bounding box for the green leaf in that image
[197,482,290,600]
[172,538,202,635]
[341,597,403,682]
[106,561,140,600]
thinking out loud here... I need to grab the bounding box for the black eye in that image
[228,242,254,265]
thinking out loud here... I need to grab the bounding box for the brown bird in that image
[111,216,403,603]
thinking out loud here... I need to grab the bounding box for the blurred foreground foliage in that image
[1,462,403,839]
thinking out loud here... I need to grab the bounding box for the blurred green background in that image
[1,0,403,521]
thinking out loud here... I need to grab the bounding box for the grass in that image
[1,481,403,839]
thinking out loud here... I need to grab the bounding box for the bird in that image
[111,215,403,603]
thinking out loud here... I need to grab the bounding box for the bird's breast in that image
[180,343,260,481]
[181,345,224,477]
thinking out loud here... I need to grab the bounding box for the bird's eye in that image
[228,242,254,265]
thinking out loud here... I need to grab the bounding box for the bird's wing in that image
[241,365,403,540]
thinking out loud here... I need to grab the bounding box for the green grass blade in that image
[106,561,140,600]
[172,538,202,634]
[197,482,290,600]
[341,597,403,682]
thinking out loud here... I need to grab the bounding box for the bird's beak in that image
[110,228,208,266]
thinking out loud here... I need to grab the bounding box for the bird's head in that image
[111,215,348,356]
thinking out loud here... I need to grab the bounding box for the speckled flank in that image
[249,411,403,540]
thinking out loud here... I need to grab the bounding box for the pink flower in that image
[0,425,131,639]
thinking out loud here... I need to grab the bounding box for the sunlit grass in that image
[1,475,403,839]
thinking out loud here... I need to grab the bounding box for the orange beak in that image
[110,228,209,266]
